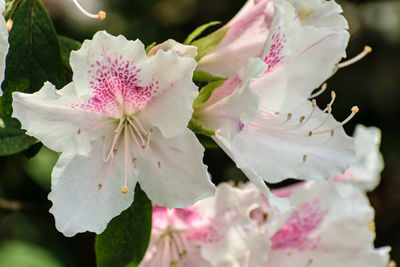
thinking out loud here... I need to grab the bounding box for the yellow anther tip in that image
[364,46,372,53]
[121,186,129,194]
[6,19,13,32]
[352,106,359,113]
[98,10,106,20]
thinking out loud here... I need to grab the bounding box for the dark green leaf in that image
[0,117,38,156]
[58,35,81,69]
[188,118,215,136]
[191,27,229,61]
[193,70,226,83]
[184,21,221,45]
[96,185,152,267]
[193,80,225,110]
[0,0,65,117]
[197,134,218,149]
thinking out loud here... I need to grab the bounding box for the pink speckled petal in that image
[0,0,9,96]
[264,181,390,267]
[254,0,349,113]
[135,128,215,208]
[12,82,113,155]
[197,0,273,77]
[49,138,137,237]
[137,49,198,139]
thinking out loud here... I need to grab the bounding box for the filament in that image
[309,83,327,99]
[337,46,372,68]
[72,0,106,20]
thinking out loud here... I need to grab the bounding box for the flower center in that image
[154,228,189,266]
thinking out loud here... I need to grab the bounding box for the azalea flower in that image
[140,183,270,267]
[334,124,384,192]
[11,31,215,236]
[0,0,9,96]
[266,181,390,267]
[195,0,359,211]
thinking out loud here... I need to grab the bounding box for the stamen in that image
[77,128,81,134]
[337,46,372,68]
[322,91,336,113]
[308,106,359,135]
[127,124,144,156]
[309,83,327,99]
[106,118,125,160]
[72,0,106,20]
[122,121,130,194]
[6,19,13,32]
[127,117,146,146]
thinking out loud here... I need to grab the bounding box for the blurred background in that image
[0,0,399,266]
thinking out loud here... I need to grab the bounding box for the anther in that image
[330,129,334,136]
[337,46,372,68]
[308,131,312,137]
[102,135,107,142]
[132,157,136,163]
[299,116,305,123]
[158,161,161,168]
[121,186,129,194]
[98,184,103,189]
[311,99,316,107]
[6,19,13,32]
[309,83,327,99]
[77,128,81,134]
[72,0,107,20]
[302,154,307,162]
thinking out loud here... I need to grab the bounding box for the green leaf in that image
[193,79,225,110]
[188,118,215,136]
[58,35,81,69]
[145,42,156,54]
[0,0,66,117]
[96,185,152,267]
[197,134,218,149]
[0,117,38,156]
[184,21,221,45]
[191,27,229,61]
[193,70,227,83]
[0,241,63,267]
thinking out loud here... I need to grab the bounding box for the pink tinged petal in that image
[196,58,265,141]
[137,49,198,139]
[12,82,112,155]
[254,0,349,112]
[49,138,137,237]
[0,0,9,96]
[70,31,155,117]
[335,124,384,192]
[135,128,215,208]
[197,0,273,77]
[194,183,271,266]
[264,181,390,267]
[148,39,198,58]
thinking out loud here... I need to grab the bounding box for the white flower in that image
[334,124,384,192]
[0,0,9,96]
[265,181,390,267]
[11,31,215,236]
[196,0,355,211]
[140,183,270,267]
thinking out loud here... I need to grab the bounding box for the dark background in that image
[0,0,399,266]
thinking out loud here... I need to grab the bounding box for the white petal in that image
[335,124,384,191]
[264,181,390,267]
[214,99,354,186]
[195,58,265,141]
[137,49,198,138]
[254,0,349,112]
[12,82,113,155]
[0,0,8,96]
[136,128,215,208]
[197,0,273,77]
[49,138,137,237]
